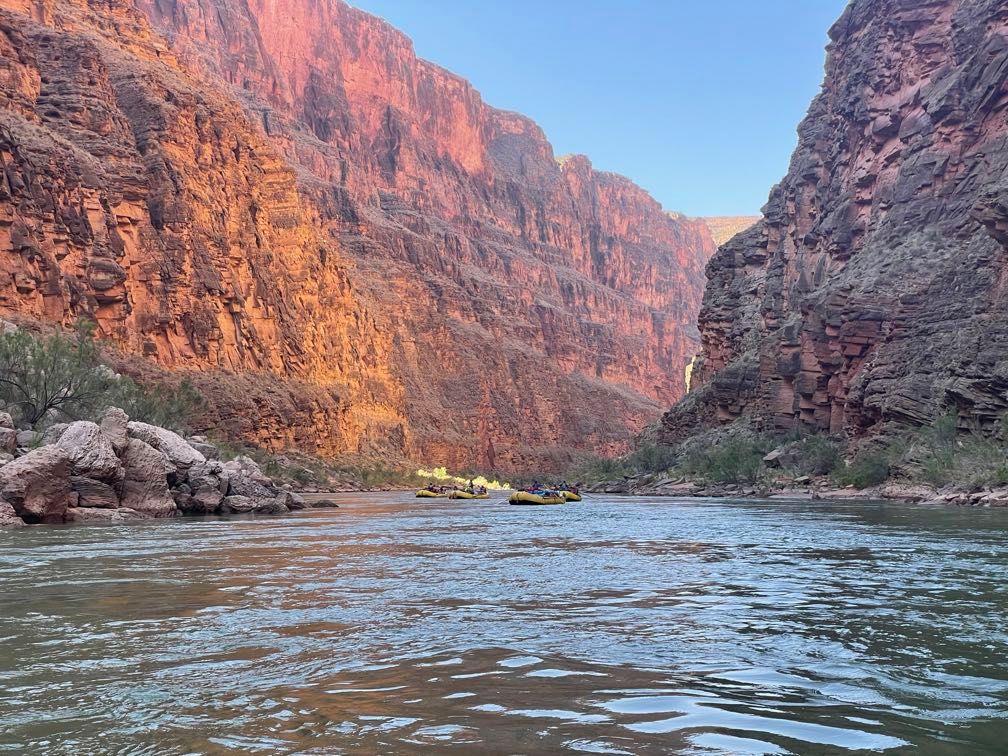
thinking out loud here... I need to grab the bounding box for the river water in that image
[1,494,1006,754]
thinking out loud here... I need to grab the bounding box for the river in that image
[1,494,1006,754]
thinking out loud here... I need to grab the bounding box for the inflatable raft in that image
[449,490,490,500]
[509,491,565,506]
[560,490,582,502]
[416,489,446,498]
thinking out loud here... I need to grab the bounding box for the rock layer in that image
[663,0,1008,443]
[0,0,714,471]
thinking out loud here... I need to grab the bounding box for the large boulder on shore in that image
[0,427,16,454]
[0,446,72,523]
[57,422,123,482]
[0,498,24,528]
[118,439,177,518]
[127,422,204,471]
[220,495,289,515]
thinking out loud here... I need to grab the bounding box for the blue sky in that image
[349,0,848,217]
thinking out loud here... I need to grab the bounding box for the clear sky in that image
[348,0,848,217]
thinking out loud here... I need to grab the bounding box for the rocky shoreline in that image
[584,475,1008,508]
[0,409,337,529]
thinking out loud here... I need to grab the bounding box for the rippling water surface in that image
[1,494,1007,754]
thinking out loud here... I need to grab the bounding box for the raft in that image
[509,491,565,506]
[560,490,582,502]
[416,489,446,498]
[449,490,490,500]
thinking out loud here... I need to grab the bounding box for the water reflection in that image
[0,494,1006,753]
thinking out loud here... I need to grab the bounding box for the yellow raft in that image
[509,491,565,506]
[449,490,490,500]
[560,491,582,502]
[416,489,446,498]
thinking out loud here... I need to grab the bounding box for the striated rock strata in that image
[663,0,1008,443]
[0,0,714,471]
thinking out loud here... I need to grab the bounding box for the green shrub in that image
[682,436,769,484]
[834,454,890,488]
[625,441,677,475]
[781,435,843,476]
[0,321,114,426]
[568,455,630,482]
[109,377,204,432]
[0,321,202,431]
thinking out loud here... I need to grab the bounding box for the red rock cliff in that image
[663,0,1008,443]
[0,0,714,471]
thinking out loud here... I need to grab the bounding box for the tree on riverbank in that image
[0,321,200,430]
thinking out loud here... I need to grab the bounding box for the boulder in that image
[0,446,73,523]
[762,448,785,468]
[220,495,289,515]
[222,455,273,486]
[187,461,230,495]
[0,427,16,454]
[219,495,255,514]
[190,486,224,514]
[190,441,219,460]
[279,491,308,510]
[0,412,12,429]
[99,407,130,454]
[65,507,143,524]
[16,430,38,448]
[71,476,120,509]
[0,498,24,528]
[227,473,276,499]
[57,422,123,482]
[310,498,340,509]
[41,423,70,445]
[127,422,205,470]
[119,439,177,518]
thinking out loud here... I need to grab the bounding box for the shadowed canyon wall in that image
[663,0,1008,444]
[0,0,714,471]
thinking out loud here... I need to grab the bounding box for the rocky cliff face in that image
[0,0,714,471]
[663,0,1008,443]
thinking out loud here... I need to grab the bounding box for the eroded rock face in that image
[663,0,1008,443]
[0,0,714,471]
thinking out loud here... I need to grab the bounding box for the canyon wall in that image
[663,0,1008,443]
[0,0,714,471]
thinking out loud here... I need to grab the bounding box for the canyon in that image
[0,0,714,472]
[663,0,1008,444]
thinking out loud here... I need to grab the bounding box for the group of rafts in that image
[416,484,582,505]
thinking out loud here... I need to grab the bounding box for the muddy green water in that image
[1,494,1006,754]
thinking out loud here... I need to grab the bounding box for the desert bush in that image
[780,434,843,476]
[109,376,203,432]
[568,455,630,482]
[681,435,770,484]
[834,453,891,489]
[625,441,678,475]
[911,415,1008,487]
[0,321,202,431]
[0,321,115,426]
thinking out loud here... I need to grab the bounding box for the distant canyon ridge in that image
[0,0,719,471]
